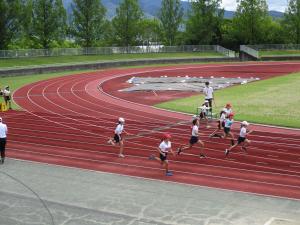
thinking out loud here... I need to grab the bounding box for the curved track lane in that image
[5,62,300,199]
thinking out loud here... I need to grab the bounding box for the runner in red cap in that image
[149,133,175,176]
[222,113,235,146]
[177,118,206,158]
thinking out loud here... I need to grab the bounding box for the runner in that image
[224,103,233,116]
[149,133,175,176]
[107,117,127,158]
[177,118,206,158]
[209,108,227,138]
[222,113,235,146]
[225,121,252,156]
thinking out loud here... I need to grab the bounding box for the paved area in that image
[0,159,299,225]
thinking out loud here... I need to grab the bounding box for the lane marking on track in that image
[289,165,300,168]
[267,155,279,158]
[256,161,269,165]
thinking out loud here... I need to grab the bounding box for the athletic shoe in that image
[118,154,125,158]
[0,158,3,164]
[231,140,235,146]
[199,154,206,158]
[166,171,173,176]
[148,155,155,160]
[177,147,182,155]
[225,149,229,156]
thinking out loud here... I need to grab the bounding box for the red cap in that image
[162,133,171,139]
[228,113,234,117]
[226,103,232,107]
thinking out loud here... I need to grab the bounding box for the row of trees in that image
[1,0,300,50]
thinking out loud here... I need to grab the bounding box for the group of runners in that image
[107,81,253,176]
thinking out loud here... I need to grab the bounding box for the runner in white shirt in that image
[0,117,8,164]
[203,81,214,113]
[224,103,233,116]
[209,108,227,138]
[149,133,175,176]
[225,121,252,156]
[177,118,205,158]
[107,117,128,158]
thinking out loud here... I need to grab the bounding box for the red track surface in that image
[4,62,300,199]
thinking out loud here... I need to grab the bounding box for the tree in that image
[283,0,300,44]
[185,0,224,45]
[0,0,22,49]
[138,18,161,46]
[72,0,106,47]
[112,0,143,47]
[232,0,269,44]
[158,0,183,46]
[31,0,67,49]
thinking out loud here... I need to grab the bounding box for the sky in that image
[221,0,288,12]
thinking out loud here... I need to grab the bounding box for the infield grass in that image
[0,52,222,68]
[155,72,300,128]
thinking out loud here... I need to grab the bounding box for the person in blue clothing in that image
[222,113,235,146]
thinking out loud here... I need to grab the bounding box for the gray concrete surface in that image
[0,159,299,225]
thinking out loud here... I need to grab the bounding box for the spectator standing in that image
[203,81,214,113]
[0,117,8,164]
[3,86,12,110]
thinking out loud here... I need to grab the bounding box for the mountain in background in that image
[63,0,284,20]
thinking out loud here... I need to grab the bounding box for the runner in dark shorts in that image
[177,118,205,158]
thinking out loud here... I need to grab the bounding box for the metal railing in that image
[240,45,259,59]
[0,45,235,59]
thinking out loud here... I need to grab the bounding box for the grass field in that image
[156,72,300,128]
[0,52,223,68]
[260,50,300,56]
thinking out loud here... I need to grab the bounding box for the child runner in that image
[107,117,127,158]
[225,121,252,156]
[224,103,233,116]
[199,100,210,127]
[149,133,175,176]
[177,118,206,158]
[209,108,227,138]
[222,113,235,146]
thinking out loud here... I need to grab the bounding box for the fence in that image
[0,45,235,59]
[247,44,300,51]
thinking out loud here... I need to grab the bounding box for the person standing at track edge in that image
[3,86,12,110]
[149,133,175,176]
[0,117,8,164]
[107,117,127,158]
[203,81,214,113]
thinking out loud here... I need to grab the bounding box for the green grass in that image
[0,52,222,68]
[260,50,300,56]
[0,70,94,109]
[155,72,300,128]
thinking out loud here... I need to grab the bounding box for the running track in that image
[3,62,300,199]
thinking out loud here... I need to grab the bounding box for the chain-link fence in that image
[0,45,235,59]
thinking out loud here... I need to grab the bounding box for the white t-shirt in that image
[0,122,8,138]
[240,127,247,138]
[224,108,232,116]
[220,112,226,122]
[159,141,171,153]
[3,89,10,97]
[115,124,124,135]
[203,86,214,99]
[192,125,199,137]
[200,105,209,113]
